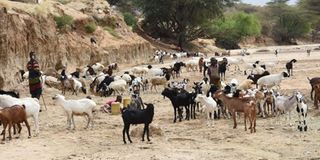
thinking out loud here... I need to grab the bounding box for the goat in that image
[161,88,193,122]
[314,83,320,109]
[218,58,228,81]
[247,71,270,88]
[296,93,308,132]
[0,105,31,141]
[52,94,96,130]
[0,90,20,98]
[122,103,154,144]
[307,77,320,100]
[274,91,301,125]
[285,59,297,77]
[0,95,40,135]
[213,90,256,133]
[195,94,218,126]
[257,72,289,89]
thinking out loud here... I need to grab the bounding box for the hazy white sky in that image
[241,0,298,6]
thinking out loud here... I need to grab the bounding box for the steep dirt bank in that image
[0,0,154,87]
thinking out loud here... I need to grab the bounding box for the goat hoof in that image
[142,139,144,142]
[129,141,132,143]
[28,136,31,139]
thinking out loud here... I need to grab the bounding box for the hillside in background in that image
[0,0,153,86]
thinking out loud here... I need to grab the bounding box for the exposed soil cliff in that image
[0,0,153,87]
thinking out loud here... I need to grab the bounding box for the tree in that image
[272,11,311,43]
[137,0,236,50]
[209,12,261,49]
[299,0,320,15]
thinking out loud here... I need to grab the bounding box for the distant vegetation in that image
[104,27,121,38]
[123,12,137,27]
[54,15,74,29]
[84,22,97,33]
[106,0,320,49]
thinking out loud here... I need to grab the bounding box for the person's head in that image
[116,95,122,102]
[29,51,35,60]
[210,57,217,66]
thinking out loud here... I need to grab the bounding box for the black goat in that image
[161,88,194,122]
[247,71,270,88]
[285,59,297,77]
[0,90,20,98]
[122,103,154,144]
[173,62,186,78]
[218,59,228,81]
[94,76,114,96]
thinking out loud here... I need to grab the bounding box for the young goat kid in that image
[0,105,31,141]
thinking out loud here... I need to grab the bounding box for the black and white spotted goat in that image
[296,93,308,132]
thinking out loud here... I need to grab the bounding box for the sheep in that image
[285,59,297,77]
[247,71,270,88]
[274,91,301,125]
[296,93,308,132]
[131,67,149,76]
[0,105,31,141]
[0,90,20,98]
[185,59,198,72]
[257,72,289,89]
[121,73,132,84]
[307,77,320,100]
[0,95,40,135]
[122,103,154,144]
[195,94,218,126]
[238,79,254,91]
[213,90,256,133]
[106,79,127,95]
[149,76,168,92]
[52,94,96,130]
[148,67,165,77]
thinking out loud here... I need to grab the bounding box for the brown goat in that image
[264,91,274,116]
[308,77,320,100]
[314,83,320,109]
[213,90,256,133]
[0,105,31,141]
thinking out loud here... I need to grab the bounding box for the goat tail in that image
[307,77,311,81]
[22,104,26,109]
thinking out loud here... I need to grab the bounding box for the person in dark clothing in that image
[207,57,221,88]
[27,51,42,99]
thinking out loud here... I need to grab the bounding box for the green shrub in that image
[123,12,137,27]
[84,22,97,33]
[104,27,120,38]
[54,15,74,29]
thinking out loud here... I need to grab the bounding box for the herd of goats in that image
[0,48,320,144]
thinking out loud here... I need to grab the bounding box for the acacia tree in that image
[137,0,236,50]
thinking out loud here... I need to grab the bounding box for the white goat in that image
[185,59,198,72]
[0,95,40,135]
[257,72,289,89]
[52,94,96,130]
[274,91,300,125]
[195,94,218,126]
[107,79,127,95]
[131,67,148,76]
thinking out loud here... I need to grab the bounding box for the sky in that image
[241,0,298,6]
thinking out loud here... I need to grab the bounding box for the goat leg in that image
[25,120,31,138]
[8,123,12,140]
[2,123,7,141]
[232,112,237,129]
[126,125,132,143]
[17,123,22,136]
[123,125,127,144]
[146,124,150,141]
[244,113,247,131]
[142,124,146,141]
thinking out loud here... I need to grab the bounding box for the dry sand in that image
[1,44,320,160]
